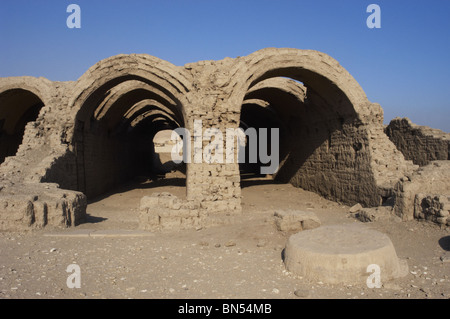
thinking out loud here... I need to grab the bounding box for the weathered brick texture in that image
[386,117,450,166]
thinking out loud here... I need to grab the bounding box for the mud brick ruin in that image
[0,48,449,231]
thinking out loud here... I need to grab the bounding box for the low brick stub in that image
[139,192,202,231]
[273,210,321,232]
[393,161,450,222]
[139,192,242,231]
[0,183,87,231]
[414,194,450,226]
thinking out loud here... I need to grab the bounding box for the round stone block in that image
[284,223,408,285]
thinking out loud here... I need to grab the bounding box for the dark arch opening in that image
[238,74,370,205]
[239,100,285,182]
[77,78,186,200]
[0,89,44,164]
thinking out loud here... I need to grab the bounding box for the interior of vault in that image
[72,77,186,201]
[238,73,369,206]
[0,89,44,164]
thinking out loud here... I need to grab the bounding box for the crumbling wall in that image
[0,80,76,186]
[393,161,450,221]
[283,113,416,207]
[385,117,450,166]
[0,78,88,230]
[414,194,450,226]
[280,119,381,206]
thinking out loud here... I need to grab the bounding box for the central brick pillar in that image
[184,105,242,215]
[184,60,243,216]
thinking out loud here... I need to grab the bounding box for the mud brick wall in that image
[385,118,450,166]
[394,161,450,221]
[280,120,380,206]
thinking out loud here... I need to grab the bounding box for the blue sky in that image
[0,0,449,131]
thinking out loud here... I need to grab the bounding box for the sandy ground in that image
[0,176,449,299]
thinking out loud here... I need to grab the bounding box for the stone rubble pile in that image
[414,194,450,226]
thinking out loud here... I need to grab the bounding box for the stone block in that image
[274,210,321,232]
[349,203,363,213]
[414,193,450,226]
[354,206,392,223]
[46,199,68,227]
[171,198,182,210]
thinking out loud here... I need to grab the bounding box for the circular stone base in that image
[284,223,408,285]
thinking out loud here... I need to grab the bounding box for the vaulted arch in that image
[230,48,383,205]
[56,54,192,198]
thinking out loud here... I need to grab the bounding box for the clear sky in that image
[0,0,449,131]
